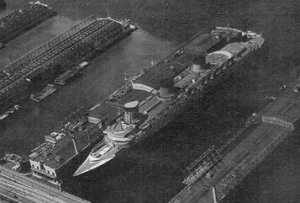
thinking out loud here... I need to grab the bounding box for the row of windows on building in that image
[31,163,56,176]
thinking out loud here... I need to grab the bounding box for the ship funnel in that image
[159,78,174,99]
[191,56,205,73]
[159,87,172,98]
[124,101,139,123]
[192,64,201,72]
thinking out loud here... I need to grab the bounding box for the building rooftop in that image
[263,86,300,123]
[170,122,286,203]
[133,54,193,90]
[30,123,101,169]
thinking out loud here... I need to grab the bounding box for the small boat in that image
[30,84,56,102]
[54,61,89,85]
[0,104,21,120]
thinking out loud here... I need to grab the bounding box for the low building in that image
[29,122,101,185]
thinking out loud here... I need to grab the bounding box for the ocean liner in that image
[74,26,264,176]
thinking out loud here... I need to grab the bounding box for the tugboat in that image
[0,104,21,121]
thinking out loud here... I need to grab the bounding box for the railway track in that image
[0,166,90,203]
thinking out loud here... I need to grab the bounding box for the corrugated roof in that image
[133,54,192,90]
[31,125,100,169]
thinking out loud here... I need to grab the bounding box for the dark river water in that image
[0,0,299,202]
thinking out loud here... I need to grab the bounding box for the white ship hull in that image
[73,155,115,176]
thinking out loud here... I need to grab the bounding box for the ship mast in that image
[105,0,110,18]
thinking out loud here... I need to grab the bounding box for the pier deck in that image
[170,77,300,203]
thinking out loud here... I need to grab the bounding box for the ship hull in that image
[74,28,264,175]
[73,155,115,176]
[132,57,244,145]
[75,57,248,176]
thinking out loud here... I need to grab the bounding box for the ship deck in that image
[133,53,193,89]
[169,77,300,203]
[88,31,221,123]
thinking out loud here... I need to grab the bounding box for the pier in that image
[0,1,56,44]
[0,14,134,114]
[169,77,300,203]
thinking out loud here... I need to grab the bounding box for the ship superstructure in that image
[74,27,264,176]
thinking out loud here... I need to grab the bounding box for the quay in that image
[169,76,300,202]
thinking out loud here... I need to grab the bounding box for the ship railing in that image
[29,142,53,160]
[31,1,50,8]
[214,26,261,39]
[109,84,130,99]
